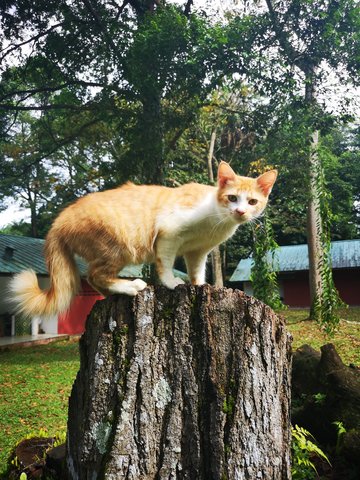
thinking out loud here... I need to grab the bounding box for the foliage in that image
[245,0,360,333]
[333,421,347,456]
[0,221,32,237]
[250,214,285,310]
[291,424,331,480]
[0,0,359,332]
[322,126,360,239]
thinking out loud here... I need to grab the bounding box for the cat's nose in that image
[235,209,246,216]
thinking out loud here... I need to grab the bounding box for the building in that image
[0,234,186,337]
[229,239,360,307]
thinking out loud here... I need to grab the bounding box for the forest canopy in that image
[1,1,359,270]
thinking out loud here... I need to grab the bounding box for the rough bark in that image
[66,285,292,480]
[211,248,224,288]
[207,130,216,184]
[207,130,224,288]
[306,128,324,316]
[304,67,325,318]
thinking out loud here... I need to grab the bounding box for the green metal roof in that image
[229,239,360,282]
[0,234,187,280]
[0,234,88,276]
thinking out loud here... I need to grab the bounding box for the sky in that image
[0,202,30,227]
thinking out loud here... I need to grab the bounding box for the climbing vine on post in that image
[250,213,285,311]
[312,154,345,335]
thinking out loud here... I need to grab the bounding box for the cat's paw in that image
[109,279,147,296]
[163,277,185,290]
[132,279,147,291]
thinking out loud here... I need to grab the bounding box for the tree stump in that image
[292,343,360,477]
[66,285,292,480]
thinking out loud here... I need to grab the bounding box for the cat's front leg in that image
[155,237,185,289]
[184,250,209,285]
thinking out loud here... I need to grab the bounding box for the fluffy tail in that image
[9,236,80,318]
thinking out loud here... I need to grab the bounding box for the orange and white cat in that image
[10,162,277,317]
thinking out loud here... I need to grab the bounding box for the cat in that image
[9,161,277,318]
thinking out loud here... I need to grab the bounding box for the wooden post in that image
[66,285,292,479]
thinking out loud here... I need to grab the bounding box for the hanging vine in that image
[250,213,285,311]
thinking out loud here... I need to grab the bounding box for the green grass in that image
[0,308,359,475]
[285,307,360,365]
[0,339,80,476]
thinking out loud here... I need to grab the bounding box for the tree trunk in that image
[207,130,224,287]
[66,285,292,480]
[292,343,360,477]
[207,130,216,183]
[211,248,224,287]
[304,67,324,319]
[306,129,324,317]
[29,197,39,238]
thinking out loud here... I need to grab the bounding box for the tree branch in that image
[82,0,119,54]
[9,117,104,178]
[0,103,101,111]
[0,23,64,63]
[0,82,106,101]
[184,0,193,17]
[112,0,130,20]
[264,0,307,71]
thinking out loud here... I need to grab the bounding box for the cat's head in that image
[216,161,277,223]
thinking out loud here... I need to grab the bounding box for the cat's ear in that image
[218,161,236,188]
[257,170,278,195]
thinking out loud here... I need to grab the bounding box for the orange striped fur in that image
[9,162,277,317]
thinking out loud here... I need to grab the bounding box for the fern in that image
[291,424,331,479]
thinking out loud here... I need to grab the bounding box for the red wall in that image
[58,281,104,334]
[282,272,310,307]
[333,269,360,306]
[282,269,360,307]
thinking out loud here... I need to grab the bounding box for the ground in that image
[0,306,359,477]
[285,307,360,365]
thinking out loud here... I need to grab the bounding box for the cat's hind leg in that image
[88,261,147,297]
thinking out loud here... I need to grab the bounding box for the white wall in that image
[0,274,58,335]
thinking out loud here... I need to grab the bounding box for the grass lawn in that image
[0,339,80,476]
[0,307,359,476]
[285,306,360,365]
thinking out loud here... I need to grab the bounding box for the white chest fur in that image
[155,192,238,254]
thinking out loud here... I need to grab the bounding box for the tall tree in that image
[0,2,236,185]
[247,0,360,329]
[0,112,56,237]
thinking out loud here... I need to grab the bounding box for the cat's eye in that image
[248,199,258,205]
[227,195,238,203]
